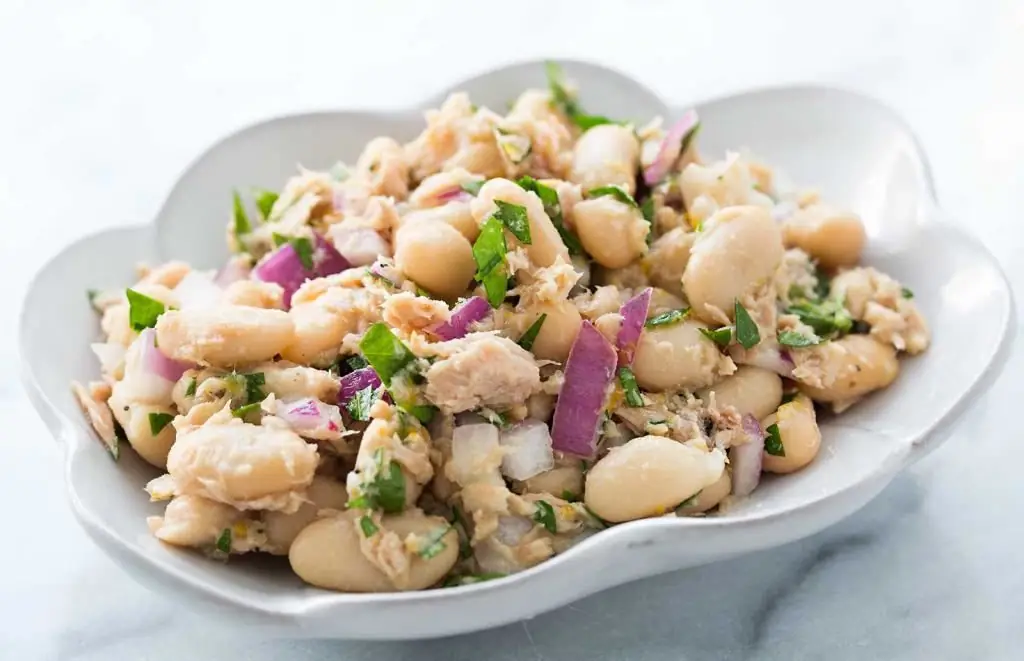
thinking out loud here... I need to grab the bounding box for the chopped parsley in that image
[339,355,369,374]
[533,500,557,533]
[253,189,279,220]
[147,412,174,436]
[544,61,621,130]
[640,197,655,245]
[359,515,379,537]
[472,216,509,308]
[480,408,509,428]
[348,448,407,513]
[777,330,819,348]
[517,175,583,255]
[404,404,437,424]
[734,300,761,349]
[699,326,732,346]
[814,268,831,301]
[231,190,251,240]
[781,391,799,405]
[184,377,197,398]
[645,308,689,328]
[460,179,485,196]
[493,200,532,244]
[787,298,853,338]
[225,371,265,405]
[617,366,644,408]
[901,286,914,299]
[87,288,99,305]
[417,525,451,559]
[231,401,262,421]
[764,423,785,457]
[271,233,314,270]
[215,528,232,554]
[561,490,579,502]
[346,385,382,422]
[358,323,416,386]
[518,313,547,351]
[586,184,639,208]
[126,288,166,331]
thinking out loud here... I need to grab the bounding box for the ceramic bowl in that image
[19,59,1014,639]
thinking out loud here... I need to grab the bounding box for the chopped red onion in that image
[431,296,490,340]
[643,109,700,186]
[450,423,503,486]
[550,321,617,457]
[276,397,343,438]
[498,419,554,481]
[494,516,533,545]
[338,367,383,405]
[730,414,764,497]
[137,328,193,382]
[436,186,471,204]
[252,233,351,307]
[615,287,652,366]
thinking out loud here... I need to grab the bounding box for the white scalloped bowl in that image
[19,60,1014,639]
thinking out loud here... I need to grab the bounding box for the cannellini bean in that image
[401,202,479,242]
[289,509,458,592]
[471,178,569,268]
[573,197,649,269]
[263,476,349,554]
[167,416,318,512]
[393,220,476,299]
[585,436,725,522]
[445,140,507,180]
[221,280,285,309]
[761,394,821,474]
[570,124,640,195]
[522,461,584,498]
[782,204,866,269]
[646,227,695,297]
[678,154,773,223]
[155,306,294,367]
[678,470,731,515]
[107,389,176,468]
[632,320,726,391]
[149,495,242,548]
[797,335,899,405]
[518,300,581,363]
[282,285,383,367]
[698,366,783,420]
[683,206,783,323]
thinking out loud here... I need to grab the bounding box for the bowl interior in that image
[19,61,1013,633]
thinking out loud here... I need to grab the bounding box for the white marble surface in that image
[2,1,1022,659]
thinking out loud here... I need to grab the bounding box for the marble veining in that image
[2,1,1022,659]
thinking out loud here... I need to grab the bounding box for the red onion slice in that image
[615,287,652,366]
[730,413,764,497]
[277,397,343,435]
[431,296,491,341]
[252,233,351,307]
[138,328,192,382]
[338,367,383,405]
[642,109,700,186]
[436,186,472,204]
[550,321,617,457]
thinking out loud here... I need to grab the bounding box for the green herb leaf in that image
[516,175,583,255]
[677,490,701,509]
[271,233,315,270]
[231,401,262,420]
[561,490,579,502]
[617,366,644,407]
[518,313,547,351]
[645,308,688,328]
[359,323,417,386]
[764,423,785,456]
[148,412,174,436]
[404,404,437,424]
[480,408,509,428]
[813,268,831,301]
[787,298,853,337]
[572,113,618,130]
[343,355,369,372]
[368,450,407,513]
[533,500,557,534]
[493,200,531,244]
[87,288,99,305]
[780,391,798,405]
[460,179,485,196]
[640,197,655,245]
[472,216,509,308]
[586,185,638,208]
[699,326,732,346]
[215,528,232,554]
[126,288,166,331]
[417,525,451,559]
[777,330,819,348]
[346,385,381,422]
[184,377,197,398]
[236,372,266,403]
[901,286,914,299]
[359,515,378,537]
[545,61,580,118]
[108,422,126,461]
[734,300,761,349]
[253,189,279,220]
[232,190,251,239]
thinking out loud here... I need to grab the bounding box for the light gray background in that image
[2,1,1022,659]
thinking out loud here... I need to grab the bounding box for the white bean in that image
[402,202,479,242]
[698,366,783,420]
[471,178,569,268]
[573,197,648,269]
[677,470,731,515]
[149,495,241,548]
[518,300,581,362]
[155,306,294,367]
[263,476,349,554]
[393,220,476,299]
[570,124,640,195]
[782,204,866,269]
[761,394,821,474]
[632,320,725,391]
[797,335,899,404]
